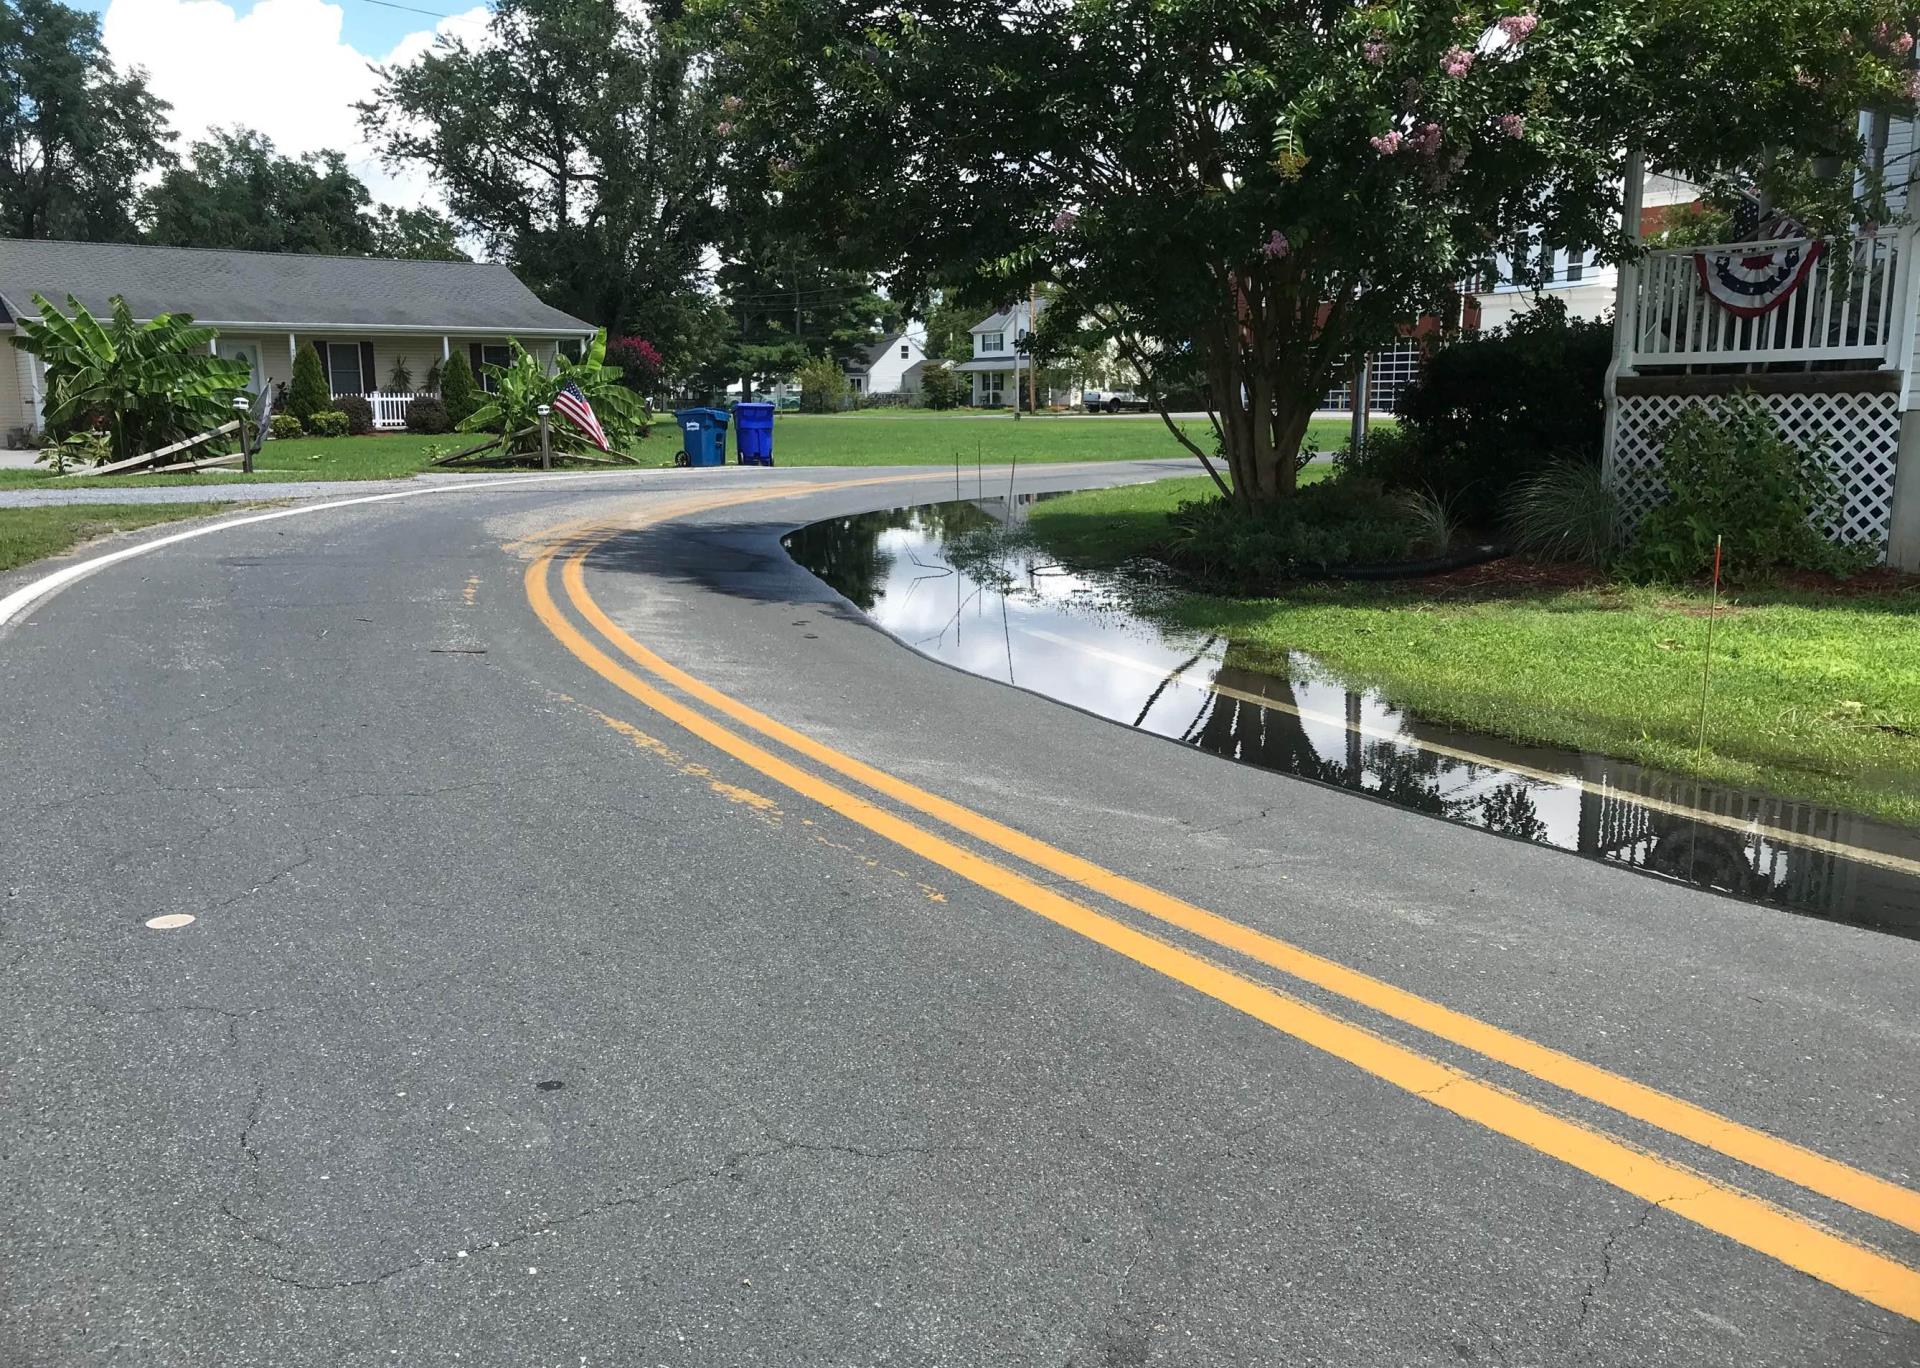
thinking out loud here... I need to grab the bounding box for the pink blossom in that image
[1497,113,1526,138]
[1497,12,1538,41]
[770,156,795,174]
[715,120,735,137]
[1908,68,1920,100]
[1363,40,1390,65]
[1874,21,1915,52]
[1409,121,1444,155]
[1262,229,1292,258]
[1051,207,1079,233]
[721,94,743,113]
[1442,45,1475,77]
[1370,131,1404,155]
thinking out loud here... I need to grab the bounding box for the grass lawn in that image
[756,412,1358,466]
[0,503,238,574]
[0,413,1367,486]
[1026,476,1920,827]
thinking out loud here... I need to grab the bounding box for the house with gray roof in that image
[842,328,927,398]
[0,238,597,444]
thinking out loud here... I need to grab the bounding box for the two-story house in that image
[953,301,1042,408]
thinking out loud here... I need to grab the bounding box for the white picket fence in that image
[369,391,425,430]
[1626,229,1907,368]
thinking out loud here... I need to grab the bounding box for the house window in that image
[980,331,1004,354]
[325,343,364,396]
[979,372,1005,406]
[899,344,910,359]
[1564,246,1585,283]
[478,343,512,393]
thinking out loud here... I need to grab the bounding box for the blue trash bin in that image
[674,407,730,467]
[734,402,775,465]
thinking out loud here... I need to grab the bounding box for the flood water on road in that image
[783,497,1920,937]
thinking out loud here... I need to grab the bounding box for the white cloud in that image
[100,0,489,210]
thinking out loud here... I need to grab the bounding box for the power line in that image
[355,0,488,27]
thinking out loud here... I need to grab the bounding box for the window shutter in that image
[470,342,484,373]
[360,342,376,394]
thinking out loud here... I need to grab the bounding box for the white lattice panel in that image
[1607,390,1898,555]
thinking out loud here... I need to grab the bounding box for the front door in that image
[217,341,264,396]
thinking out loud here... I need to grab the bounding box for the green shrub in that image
[796,353,848,413]
[387,356,414,392]
[1378,298,1612,525]
[1508,460,1623,565]
[1620,396,1875,582]
[307,410,349,437]
[1333,423,1422,487]
[1165,479,1417,585]
[920,363,960,410]
[406,396,452,434]
[37,429,111,472]
[440,351,479,424]
[268,413,305,440]
[336,394,374,435]
[288,343,330,420]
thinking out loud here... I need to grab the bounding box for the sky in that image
[73,0,491,209]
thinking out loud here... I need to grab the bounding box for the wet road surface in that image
[2,462,1916,1366]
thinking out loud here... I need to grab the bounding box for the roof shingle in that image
[0,239,595,334]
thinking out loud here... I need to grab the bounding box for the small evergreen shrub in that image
[440,351,479,424]
[405,396,452,434]
[796,353,848,412]
[1620,396,1875,582]
[269,413,305,440]
[1363,299,1611,525]
[288,343,330,420]
[336,395,374,435]
[1164,479,1418,585]
[920,363,960,410]
[307,410,350,437]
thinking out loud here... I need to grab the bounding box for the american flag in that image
[552,380,611,452]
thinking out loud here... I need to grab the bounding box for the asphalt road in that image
[2,461,1916,1366]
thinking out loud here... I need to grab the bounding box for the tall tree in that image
[707,0,1913,509]
[370,204,469,262]
[0,0,172,241]
[141,129,377,256]
[361,0,720,367]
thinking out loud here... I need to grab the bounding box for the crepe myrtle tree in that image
[703,0,1913,508]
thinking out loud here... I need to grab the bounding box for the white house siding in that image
[260,335,565,398]
[0,338,30,442]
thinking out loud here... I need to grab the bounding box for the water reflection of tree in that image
[784,502,999,609]
[1477,782,1550,842]
[1190,660,1518,827]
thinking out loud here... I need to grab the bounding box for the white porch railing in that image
[1626,229,1907,369]
[369,391,425,430]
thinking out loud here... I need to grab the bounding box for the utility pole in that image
[1028,286,1038,414]
[1348,353,1370,451]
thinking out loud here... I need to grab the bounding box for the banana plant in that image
[460,331,647,456]
[9,294,253,464]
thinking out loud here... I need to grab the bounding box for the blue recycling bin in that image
[674,407,730,467]
[733,402,775,465]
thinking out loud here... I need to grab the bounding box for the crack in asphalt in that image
[251,1127,981,1291]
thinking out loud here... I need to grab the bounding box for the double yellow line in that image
[523,478,1920,1322]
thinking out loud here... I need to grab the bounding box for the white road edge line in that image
[0,472,641,632]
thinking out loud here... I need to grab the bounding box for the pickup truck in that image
[1082,389,1152,414]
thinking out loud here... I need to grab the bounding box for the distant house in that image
[0,238,597,444]
[844,329,927,397]
[954,301,1042,408]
